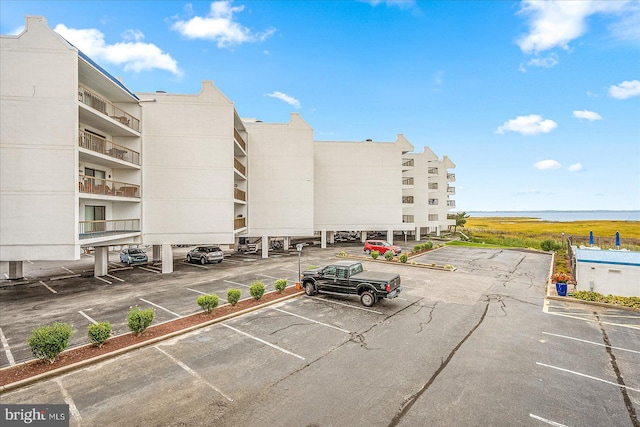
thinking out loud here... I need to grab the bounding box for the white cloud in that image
[361,0,417,10]
[568,163,583,172]
[266,91,301,109]
[608,80,640,99]
[172,1,276,48]
[516,0,632,54]
[54,24,181,76]
[572,110,602,121]
[534,160,562,170]
[495,114,558,135]
[526,53,559,69]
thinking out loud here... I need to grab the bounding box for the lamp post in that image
[296,243,303,289]
[561,231,565,249]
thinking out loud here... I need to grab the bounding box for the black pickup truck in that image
[301,260,402,307]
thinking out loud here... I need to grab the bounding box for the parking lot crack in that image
[595,313,639,427]
[416,302,438,334]
[387,300,490,427]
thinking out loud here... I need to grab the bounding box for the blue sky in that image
[2,0,639,211]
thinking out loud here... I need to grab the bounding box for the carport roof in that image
[575,248,640,267]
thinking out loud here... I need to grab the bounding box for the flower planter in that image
[555,282,567,297]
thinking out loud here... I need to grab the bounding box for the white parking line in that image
[182,262,208,269]
[542,332,640,354]
[536,362,640,393]
[95,276,112,284]
[222,259,243,264]
[56,378,83,425]
[138,266,161,274]
[186,287,208,295]
[106,274,125,282]
[529,414,568,427]
[223,280,250,288]
[272,308,351,334]
[311,296,385,315]
[257,274,278,279]
[139,298,182,318]
[222,324,305,360]
[78,310,98,325]
[39,280,57,294]
[0,327,15,365]
[155,346,233,402]
[543,300,640,330]
[61,266,74,274]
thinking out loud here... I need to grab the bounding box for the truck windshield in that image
[349,264,363,276]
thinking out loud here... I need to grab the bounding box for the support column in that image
[387,230,394,245]
[328,231,335,245]
[262,235,269,259]
[436,226,441,237]
[153,245,162,262]
[321,230,327,249]
[161,244,173,274]
[284,236,290,252]
[8,261,24,280]
[94,246,108,277]
[361,232,367,243]
[415,227,421,242]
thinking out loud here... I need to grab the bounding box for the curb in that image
[0,290,304,393]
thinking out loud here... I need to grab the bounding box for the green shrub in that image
[197,294,220,313]
[431,263,437,267]
[274,279,288,293]
[424,242,433,250]
[399,253,408,263]
[444,264,455,271]
[572,291,640,309]
[384,250,395,261]
[27,322,73,363]
[250,281,265,300]
[541,239,561,252]
[227,288,242,306]
[127,306,155,336]
[337,251,347,257]
[412,245,422,253]
[371,250,380,259]
[87,321,111,348]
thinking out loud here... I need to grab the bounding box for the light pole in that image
[296,243,303,289]
[561,231,565,249]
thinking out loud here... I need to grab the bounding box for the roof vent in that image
[156,90,166,94]
[366,139,373,142]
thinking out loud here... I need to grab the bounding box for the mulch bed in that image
[0,287,302,388]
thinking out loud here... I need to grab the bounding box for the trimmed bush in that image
[423,242,433,250]
[371,250,380,259]
[27,322,73,364]
[337,251,347,257]
[399,253,408,263]
[250,281,265,300]
[127,306,155,336]
[227,288,242,306]
[384,250,395,261]
[274,279,288,293]
[88,321,111,348]
[444,264,455,271]
[541,239,561,252]
[197,294,220,314]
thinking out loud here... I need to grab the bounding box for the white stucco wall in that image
[138,81,236,245]
[314,135,413,232]
[576,261,640,297]
[243,113,314,237]
[1,16,79,260]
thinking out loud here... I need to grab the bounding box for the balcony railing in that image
[79,218,140,239]
[428,199,438,205]
[402,178,414,186]
[79,85,140,132]
[402,159,414,167]
[79,175,140,198]
[402,215,414,223]
[234,157,246,176]
[447,200,456,207]
[79,131,140,165]
[402,196,414,204]
[428,167,439,175]
[428,214,439,221]
[428,183,438,190]
[447,173,456,181]
[234,188,246,201]
[234,129,246,152]
[234,217,246,230]
[447,186,456,194]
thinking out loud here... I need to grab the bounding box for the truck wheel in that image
[360,291,376,307]
[186,255,192,263]
[304,282,316,296]
[200,257,207,265]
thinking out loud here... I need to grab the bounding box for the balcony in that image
[234,157,246,176]
[79,219,140,239]
[79,85,140,132]
[79,175,140,198]
[428,214,439,221]
[428,199,438,205]
[402,178,414,186]
[79,131,140,165]
[428,167,439,175]
[234,129,246,152]
[234,217,246,230]
[402,215,414,223]
[447,186,456,195]
[428,183,438,190]
[447,173,456,181]
[402,196,414,204]
[402,158,414,171]
[447,200,456,208]
[234,188,246,202]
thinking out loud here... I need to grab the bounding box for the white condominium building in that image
[1,16,456,278]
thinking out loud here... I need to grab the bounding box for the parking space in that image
[1,246,639,426]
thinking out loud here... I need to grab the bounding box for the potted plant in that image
[552,272,571,296]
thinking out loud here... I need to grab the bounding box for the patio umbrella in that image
[616,231,620,248]
[589,230,594,246]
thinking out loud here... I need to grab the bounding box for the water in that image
[466,210,640,222]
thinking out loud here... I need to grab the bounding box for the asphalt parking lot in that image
[1,245,639,426]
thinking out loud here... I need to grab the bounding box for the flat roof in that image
[575,248,640,267]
